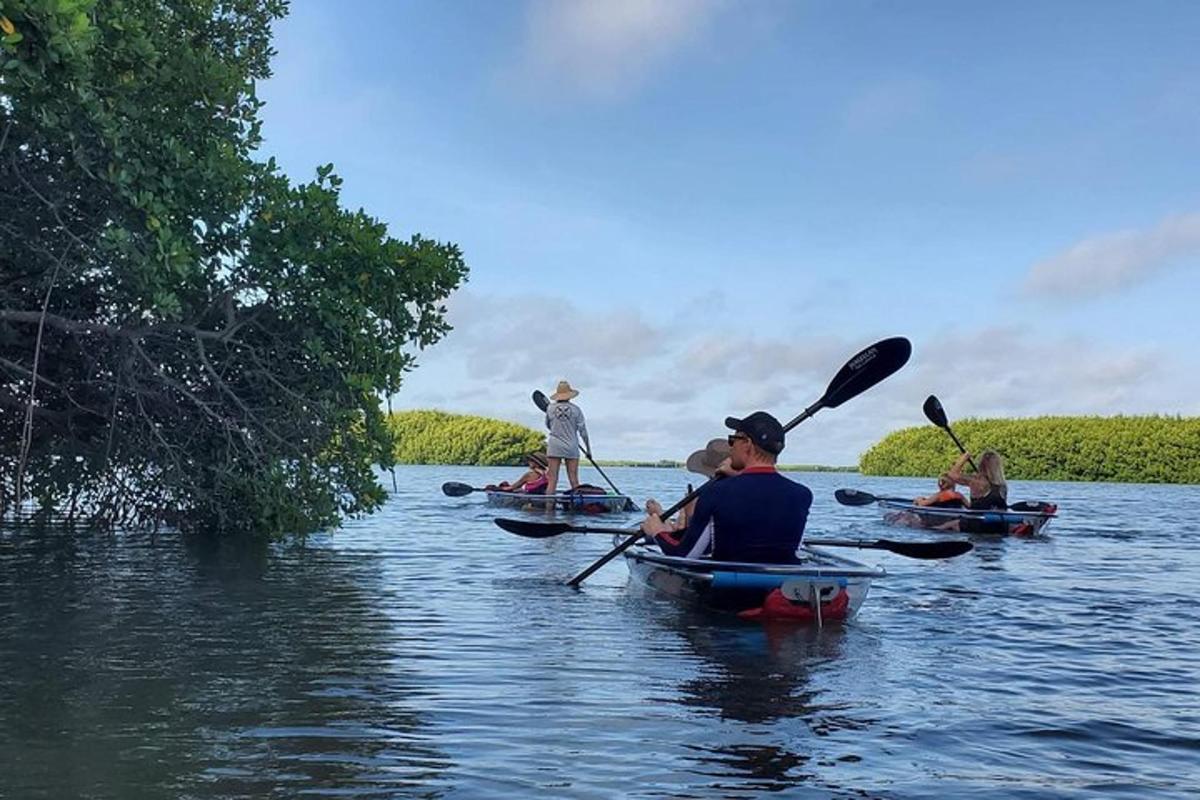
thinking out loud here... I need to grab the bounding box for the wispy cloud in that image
[1023,212,1200,298]
[896,325,1176,418]
[398,293,1199,463]
[508,0,728,100]
[842,77,932,133]
[432,290,669,385]
[681,334,848,382]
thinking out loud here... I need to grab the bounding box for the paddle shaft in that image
[925,395,977,471]
[834,489,913,506]
[582,447,625,499]
[944,427,977,471]
[511,524,968,559]
[566,396,830,587]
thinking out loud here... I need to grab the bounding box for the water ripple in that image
[1,467,1198,798]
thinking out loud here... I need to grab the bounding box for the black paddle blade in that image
[923,395,948,428]
[806,537,972,559]
[822,337,912,409]
[442,481,476,497]
[881,539,973,559]
[494,517,574,538]
[834,488,878,506]
[1010,500,1057,514]
[532,390,549,411]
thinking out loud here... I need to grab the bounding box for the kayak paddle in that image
[533,389,635,510]
[834,488,913,506]
[923,395,977,470]
[493,518,971,560]
[805,537,972,559]
[554,336,913,586]
[494,518,579,538]
[442,481,486,497]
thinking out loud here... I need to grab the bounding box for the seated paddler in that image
[640,411,813,563]
[486,451,549,494]
[913,473,967,508]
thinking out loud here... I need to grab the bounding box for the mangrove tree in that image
[0,0,468,534]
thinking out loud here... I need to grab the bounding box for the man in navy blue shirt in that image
[642,411,813,563]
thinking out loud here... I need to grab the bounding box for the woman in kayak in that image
[933,450,1008,531]
[487,451,549,494]
[949,450,1008,510]
[544,380,590,499]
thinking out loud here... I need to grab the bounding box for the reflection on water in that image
[0,527,451,799]
[653,610,839,724]
[2,466,1198,798]
[634,602,884,795]
[675,622,830,724]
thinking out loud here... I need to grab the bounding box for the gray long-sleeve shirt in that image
[545,401,589,458]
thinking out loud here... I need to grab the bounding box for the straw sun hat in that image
[685,438,732,478]
[549,380,579,401]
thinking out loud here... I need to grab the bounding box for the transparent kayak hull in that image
[877,499,1056,535]
[484,490,637,514]
[623,544,884,623]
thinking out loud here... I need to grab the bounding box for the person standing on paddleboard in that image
[543,380,590,498]
[641,411,813,563]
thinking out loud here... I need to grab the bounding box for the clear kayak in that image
[878,499,1057,536]
[623,542,884,625]
[485,490,638,514]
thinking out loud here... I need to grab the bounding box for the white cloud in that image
[509,0,728,100]
[398,295,1199,464]
[1024,212,1200,298]
[399,292,917,463]
[681,334,847,382]
[895,325,1178,420]
[436,290,669,384]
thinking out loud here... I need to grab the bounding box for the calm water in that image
[1,466,1198,798]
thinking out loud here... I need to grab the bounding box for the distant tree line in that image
[388,411,862,471]
[859,416,1200,484]
[389,411,543,466]
[594,459,683,468]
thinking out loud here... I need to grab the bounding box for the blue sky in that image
[258,1,1200,464]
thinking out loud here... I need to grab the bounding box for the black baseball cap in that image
[725,411,785,455]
